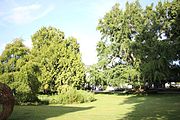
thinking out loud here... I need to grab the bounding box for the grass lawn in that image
[6,94,180,120]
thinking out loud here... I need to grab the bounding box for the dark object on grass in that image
[0,82,15,120]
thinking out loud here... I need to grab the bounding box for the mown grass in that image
[6,94,180,120]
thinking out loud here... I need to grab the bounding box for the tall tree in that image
[96,0,180,88]
[31,27,85,92]
[96,2,142,87]
[133,0,180,85]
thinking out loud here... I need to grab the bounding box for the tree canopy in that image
[0,39,40,102]
[0,27,86,102]
[0,0,179,101]
[93,0,180,88]
[31,27,85,92]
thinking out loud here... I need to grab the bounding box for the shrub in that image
[0,70,40,104]
[0,39,40,104]
[15,93,39,104]
[39,85,95,104]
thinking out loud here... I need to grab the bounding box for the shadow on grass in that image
[118,94,180,120]
[9,105,94,120]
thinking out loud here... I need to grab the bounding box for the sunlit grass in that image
[9,94,180,120]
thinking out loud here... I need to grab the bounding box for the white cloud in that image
[4,4,54,24]
[14,4,41,11]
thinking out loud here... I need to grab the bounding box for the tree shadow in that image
[9,105,94,120]
[118,94,180,120]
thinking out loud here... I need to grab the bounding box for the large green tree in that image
[31,27,85,92]
[96,2,142,87]
[0,39,40,102]
[133,0,180,85]
[96,0,180,88]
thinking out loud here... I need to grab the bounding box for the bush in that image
[15,93,39,104]
[39,85,95,104]
[0,71,40,104]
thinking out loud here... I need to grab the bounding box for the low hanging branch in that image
[0,82,15,120]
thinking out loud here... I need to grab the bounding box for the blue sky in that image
[0,0,161,65]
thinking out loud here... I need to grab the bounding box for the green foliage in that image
[0,39,40,103]
[87,63,139,87]
[86,64,106,86]
[95,0,180,88]
[39,85,95,104]
[15,92,39,104]
[0,27,86,103]
[95,2,142,87]
[0,39,29,73]
[31,27,85,92]
[133,0,180,82]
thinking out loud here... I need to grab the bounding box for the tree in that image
[31,27,85,92]
[133,0,180,86]
[86,64,106,86]
[96,0,180,89]
[96,2,142,87]
[0,39,40,103]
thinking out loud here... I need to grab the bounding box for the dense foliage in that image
[0,0,179,104]
[0,39,40,103]
[0,27,87,103]
[90,0,180,88]
[31,27,85,92]
[39,85,95,104]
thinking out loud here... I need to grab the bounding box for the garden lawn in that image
[8,94,180,120]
